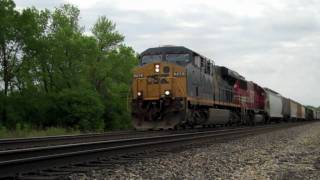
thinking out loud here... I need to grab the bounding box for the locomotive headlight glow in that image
[155,64,160,73]
[137,91,142,96]
[164,90,170,96]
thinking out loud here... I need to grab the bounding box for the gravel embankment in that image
[69,122,320,180]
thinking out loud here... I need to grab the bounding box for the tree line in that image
[0,0,138,132]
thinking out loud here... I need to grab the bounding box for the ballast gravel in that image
[69,122,320,180]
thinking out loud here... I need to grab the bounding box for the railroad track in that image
[0,122,312,179]
[0,126,259,150]
[0,130,165,151]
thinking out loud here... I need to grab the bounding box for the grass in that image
[0,126,81,139]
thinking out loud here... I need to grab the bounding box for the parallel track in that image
[0,130,162,150]
[0,122,312,179]
[0,126,260,150]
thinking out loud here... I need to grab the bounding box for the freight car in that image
[289,100,299,121]
[282,97,291,121]
[297,103,305,120]
[305,107,315,120]
[316,111,320,120]
[264,88,283,122]
[312,109,318,120]
[131,46,314,130]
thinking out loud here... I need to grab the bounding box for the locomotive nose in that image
[145,63,173,99]
[132,62,186,100]
[131,61,187,130]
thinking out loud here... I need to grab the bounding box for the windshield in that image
[166,54,190,63]
[141,55,162,65]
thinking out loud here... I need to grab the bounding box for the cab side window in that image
[206,61,211,74]
[194,56,201,68]
[200,58,205,71]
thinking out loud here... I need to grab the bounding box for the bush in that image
[0,92,56,129]
[0,126,80,139]
[103,86,132,130]
[55,88,105,132]
[0,89,105,132]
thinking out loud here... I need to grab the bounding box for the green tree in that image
[18,4,97,93]
[0,1,138,133]
[0,0,20,96]
[92,16,124,54]
[103,46,138,129]
[16,7,50,92]
[90,16,124,94]
[0,0,22,126]
[91,17,137,129]
[41,4,91,91]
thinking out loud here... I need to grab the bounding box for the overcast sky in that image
[16,0,320,106]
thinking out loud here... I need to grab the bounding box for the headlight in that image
[164,90,170,96]
[137,91,142,96]
[155,64,160,73]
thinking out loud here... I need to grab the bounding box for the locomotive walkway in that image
[0,122,312,179]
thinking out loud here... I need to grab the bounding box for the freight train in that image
[131,46,319,130]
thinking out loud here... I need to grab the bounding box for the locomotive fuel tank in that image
[254,114,264,123]
[206,109,232,125]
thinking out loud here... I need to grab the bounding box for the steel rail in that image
[0,122,309,178]
[0,125,268,159]
[0,130,134,145]
[0,130,171,151]
[0,126,257,150]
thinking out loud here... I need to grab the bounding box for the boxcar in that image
[305,108,313,120]
[300,105,306,120]
[313,110,317,120]
[282,97,291,121]
[265,88,283,121]
[290,100,298,120]
[317,111,320,120]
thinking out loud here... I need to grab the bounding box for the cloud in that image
[14,0,320,106]
[15,0,63,9]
